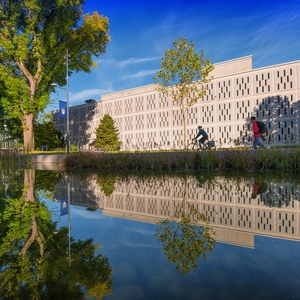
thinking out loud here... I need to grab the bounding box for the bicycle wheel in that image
[188,142,199,151]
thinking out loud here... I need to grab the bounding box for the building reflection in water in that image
[54,173,300,249]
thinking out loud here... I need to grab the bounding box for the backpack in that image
[256,121,268,135]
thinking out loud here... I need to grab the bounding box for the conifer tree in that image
[94,114,121,151]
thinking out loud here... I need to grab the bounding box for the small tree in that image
[153,36,214,149]
[94,114,121,151]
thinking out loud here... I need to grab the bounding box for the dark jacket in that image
[195,129,208,139]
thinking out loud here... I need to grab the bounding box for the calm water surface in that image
[1,169,300,300]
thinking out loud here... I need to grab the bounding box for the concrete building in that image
[53,55,300,150]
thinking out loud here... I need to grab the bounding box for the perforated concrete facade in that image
[53,56,300,150]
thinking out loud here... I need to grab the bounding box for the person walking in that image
[250,116,268,150]
[194,126,208,147]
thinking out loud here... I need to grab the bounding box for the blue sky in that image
[50,0,300,109]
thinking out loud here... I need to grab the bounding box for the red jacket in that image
[252,121,260,138]
[253,179,260,195]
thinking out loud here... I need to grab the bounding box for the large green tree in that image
[153,36,214,149]
[94,114,122,151]
[0,0,110,152]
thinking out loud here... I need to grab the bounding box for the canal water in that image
[1,169,299,299]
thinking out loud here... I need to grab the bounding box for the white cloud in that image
[72,208,106,219]
[94,58,115,65]
[123,69,157,80]
[69,88,113,103]
[118,56,160,67]
[95,56,160,68]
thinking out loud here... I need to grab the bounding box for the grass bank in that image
[62,148,300,173]
[0,150,21,169]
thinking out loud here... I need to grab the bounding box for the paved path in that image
[30,154,66,170]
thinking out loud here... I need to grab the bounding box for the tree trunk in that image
[23,113,35,152]
[181,104,187,149]
[23,169,35,203]
[20,169,44,257]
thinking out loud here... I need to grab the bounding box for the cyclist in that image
[194,126,208,147]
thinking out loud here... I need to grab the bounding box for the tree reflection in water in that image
[155,177,216,275]
[0,169,112,299]
[96,172,118,197]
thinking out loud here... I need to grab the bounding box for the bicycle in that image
[188,139,216,151]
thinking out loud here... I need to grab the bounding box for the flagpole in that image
[68,176,71,266]
[51,48,70,154]
[66,49,70,154]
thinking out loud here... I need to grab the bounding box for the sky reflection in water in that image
[62,208,300,300]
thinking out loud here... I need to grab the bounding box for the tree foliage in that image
[94,114,122,151]
[34,113,64,150]
[153,36,214,149]
[0,105,23,142]
[0,0,110,151]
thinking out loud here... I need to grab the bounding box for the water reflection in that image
[0,169,112,299]
[1,169,300,299]
[155,204,216,274]
[56,172,300,248]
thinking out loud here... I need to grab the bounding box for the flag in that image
[60,199,68,216]
[59,101,67,118]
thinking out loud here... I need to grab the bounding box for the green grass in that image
[62,148,300,173]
